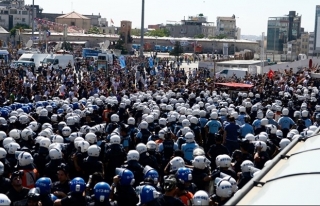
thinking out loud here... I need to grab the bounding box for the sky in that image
[25,0,319,36]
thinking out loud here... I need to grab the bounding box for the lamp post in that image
[31,0,34,42]
[139,0,145,57]
[261,32,265,71]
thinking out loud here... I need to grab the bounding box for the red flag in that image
[111,19,114,24]
[309,59,312,69]
[268,69,274,79]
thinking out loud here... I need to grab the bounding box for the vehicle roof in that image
[13,61,35,63]
[220,68,249,71]
[227,129,320,205]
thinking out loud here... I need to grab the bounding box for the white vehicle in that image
[19,53,48,69]
[216,68,255,79]
[41,54,74,69]
[97,52,113,63]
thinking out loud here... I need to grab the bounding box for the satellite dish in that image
[25,40,33,48]
[98,42,104,49]
[55,42,62,51]
[102,40,110,50]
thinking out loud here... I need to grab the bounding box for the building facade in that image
[267,11,302,54]
[314,5,320,54]
[0,0,36,30]
[165,14,215,38]
[300,32,309,55]
[309,32,315,56]
[55,11,91,31]
[216,16,239,39]
[39,12,102,28]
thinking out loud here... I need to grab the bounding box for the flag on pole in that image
[111,19,114,25]
[119,55,126,69]
[148,57,154,68]
[268,69,274,79]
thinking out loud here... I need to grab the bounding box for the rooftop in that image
[0,26,9,34]
[216,60,264,65]
[227,128,320,205]
[21,31,257,44]
[217,16,236,21]
[56,11,90,20]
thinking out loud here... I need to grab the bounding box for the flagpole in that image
[139,0,145,57]
[44,31,47,53]
[31,0,34,43]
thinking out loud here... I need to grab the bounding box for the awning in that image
[215,82,254,88]
[48,41,87,45]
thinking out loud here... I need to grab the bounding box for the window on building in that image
[71,22,75,26]
[18,11,21,14]
[22,11,27,15]
[10,9,17,14]
[22,18,25,22]
[3,10,8,14]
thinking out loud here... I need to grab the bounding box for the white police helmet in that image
[127,150,140,161]
[136,143,148,154]
[87,145,101,157]
[85,132,97,144]
[241,160,254,173]
[49,148,63,160]
[192,190,209,206]
[216,180,233,198]
[110,135,121,145]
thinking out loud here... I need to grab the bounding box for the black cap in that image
[163,175,177,191]
[57,163,69,174]
[10,170,23,181]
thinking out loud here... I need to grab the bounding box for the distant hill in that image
[240,35,262,41]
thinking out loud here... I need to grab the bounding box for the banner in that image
[148,57,154,68]
[119,55,126,69]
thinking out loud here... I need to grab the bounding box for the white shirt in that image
[59,84,66,94]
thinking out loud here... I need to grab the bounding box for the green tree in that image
[62,41,73,51]
[131,29,141,36]
[212,34,227,39]
[170,41,183,57]
[146,28,170,37]
[86,26,100,34]
[194,34,205,39]
[10,23,30,38]
[115,39,128,55]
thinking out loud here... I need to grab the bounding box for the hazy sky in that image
[25,0,318,35]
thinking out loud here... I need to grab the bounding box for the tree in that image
[194,34,205,39]
[61,41,73,51]
[86,26,100,34]
[212,34,228,39]
[115,39,128,55]
[146,28,170,37]
[10,23,30,38]
[170,41,183,57]
[131,29,141,36]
